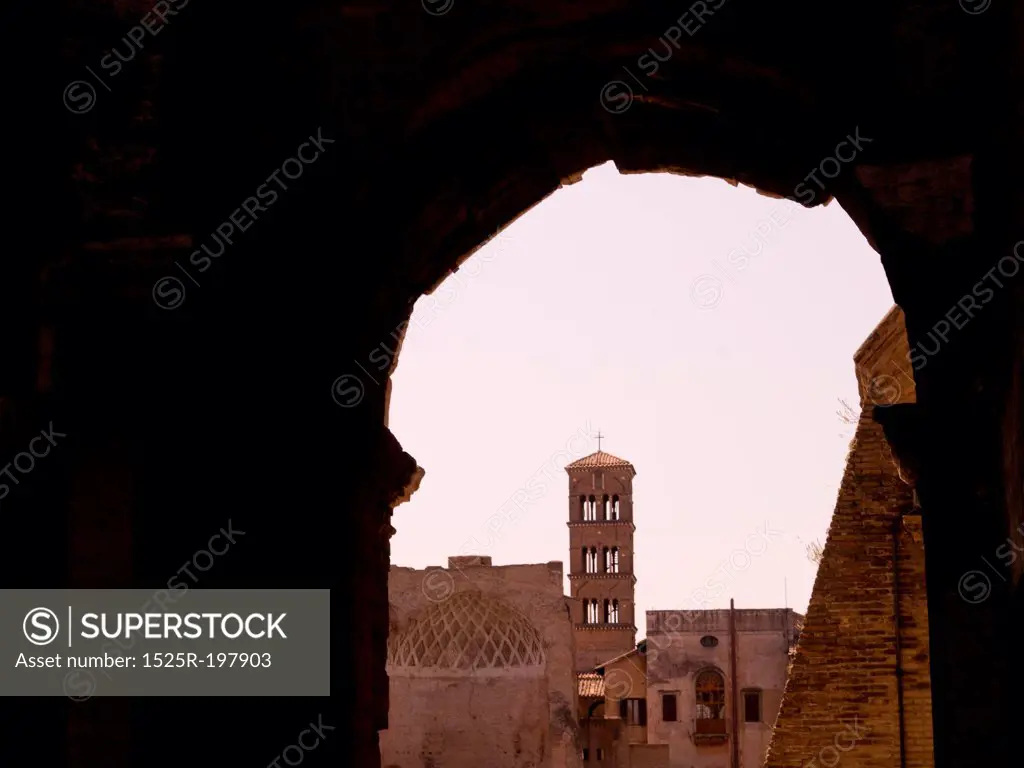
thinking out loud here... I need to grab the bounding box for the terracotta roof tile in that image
[566,451,635,471]
[578,672,604,698]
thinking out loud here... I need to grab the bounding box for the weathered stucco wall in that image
[644,609,800,768]
[765,307,934,768]
[382,557,580,768]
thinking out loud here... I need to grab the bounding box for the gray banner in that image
[2,589,329,697]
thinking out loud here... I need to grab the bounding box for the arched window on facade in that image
[695,669,726,720]
[585,547,598,573]
[603,495,611,519]
[578,495,585,520]
[605,547,619,573]
[586,599,600,624]
[584,495,597,521]
[612,495,620,520]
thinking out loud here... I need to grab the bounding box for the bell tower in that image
[566,443,637,671]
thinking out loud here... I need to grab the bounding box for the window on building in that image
[581,748,588,762]
[578,495,585,519]
[743,689,762,723]
[695,669,726,720]
[662,693,678,722]
[603,494,611,519]
[605,546,619,573]
[611,495,620,520]
[586,599,600,624]
[584,495,597,521]
[619,698,647,726]
[603,598,619,623]
[596,748,604,761]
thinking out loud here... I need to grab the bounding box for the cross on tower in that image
[595,430,604,452]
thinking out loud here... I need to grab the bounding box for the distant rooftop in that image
[577,672,604,698]
[647,608,803,634]
[566,450,635,471]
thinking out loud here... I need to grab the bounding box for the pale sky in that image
[386,161,894,630]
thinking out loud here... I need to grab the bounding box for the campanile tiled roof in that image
[566,451,634,471]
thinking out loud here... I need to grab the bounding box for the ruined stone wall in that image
[765,307,934,768]
[382,559,580,768]
[385,674,551,767]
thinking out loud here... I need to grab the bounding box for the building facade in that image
[578,645,669,768]
[382,556,581,768]
[566,451,639,671]
[643,607,801,768]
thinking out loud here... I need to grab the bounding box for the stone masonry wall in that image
[765,307,934,768]
[382,560,580,768]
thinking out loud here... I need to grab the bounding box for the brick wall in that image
[765,308,934,768]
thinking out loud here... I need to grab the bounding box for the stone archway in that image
[34,2,1024,767]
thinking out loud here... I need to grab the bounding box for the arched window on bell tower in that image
[603,495,611,519]
[605,547,619,573]
[611,495,620,520]
[603,599,620,623]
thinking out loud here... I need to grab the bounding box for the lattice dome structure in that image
[387,592,546,674]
